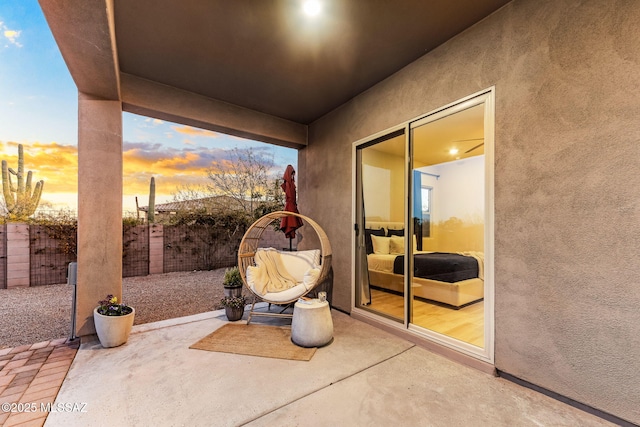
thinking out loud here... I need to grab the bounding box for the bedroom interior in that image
[355,98,488,349]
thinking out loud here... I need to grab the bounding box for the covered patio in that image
[35,0,640,425]
[43,307,610,426]
[36,0,514,339]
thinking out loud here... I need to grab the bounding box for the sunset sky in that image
[0,1,297,214]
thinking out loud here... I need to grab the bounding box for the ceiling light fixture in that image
[449,148,459,155]
[303,0,322,17]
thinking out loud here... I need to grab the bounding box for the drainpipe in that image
[67,262,78,341]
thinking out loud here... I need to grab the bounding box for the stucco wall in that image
[300,0,640,423]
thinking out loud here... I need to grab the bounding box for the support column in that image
[76,93,123,337]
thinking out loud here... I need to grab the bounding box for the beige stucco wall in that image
[300,0,640,423]
[77,94,123,337]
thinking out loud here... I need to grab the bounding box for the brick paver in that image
[28,342,50,352]
[0,339,78,427]
[8,346,32,355]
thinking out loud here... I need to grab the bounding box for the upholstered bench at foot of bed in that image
[412,277,484,308]
[368,269,483,308]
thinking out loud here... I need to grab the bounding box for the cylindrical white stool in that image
[291,299,333,347]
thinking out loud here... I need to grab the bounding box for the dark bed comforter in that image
[393,252,479,283]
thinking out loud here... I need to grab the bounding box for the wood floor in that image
[367,289,484,348]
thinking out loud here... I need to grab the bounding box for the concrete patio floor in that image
[45,306,613,427]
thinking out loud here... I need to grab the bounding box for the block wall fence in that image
[0,223,294,289]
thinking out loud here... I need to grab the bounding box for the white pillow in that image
[389,235,405,254]
[371,235,391,255]
[277,249,321,281]
[388,235,418,253]
[303,267,321,290]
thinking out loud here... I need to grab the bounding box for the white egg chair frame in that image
[238,211,332,324]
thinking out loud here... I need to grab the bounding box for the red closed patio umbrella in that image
[280,165,303,249]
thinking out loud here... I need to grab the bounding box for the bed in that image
[365,222,484,308]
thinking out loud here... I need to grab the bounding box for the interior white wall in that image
[362,148,405,222]
[419,155,485,224]
[363,164,391,221]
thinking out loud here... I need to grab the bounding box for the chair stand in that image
[246,296,294,325]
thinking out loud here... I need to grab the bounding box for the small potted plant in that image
[220,295,246,321]
[223,266,243,298]
[93,294,135,348]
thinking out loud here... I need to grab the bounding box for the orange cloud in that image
[172,126,220,138]
[143,117,164,125]
[123,151,157,171]
[154,152,201,169]
[0,140,285,211]
[122,144,213,199]
[0,141,78,194]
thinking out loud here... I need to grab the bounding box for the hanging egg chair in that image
[238,211,332,323]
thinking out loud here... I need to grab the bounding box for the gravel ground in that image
[0,269,252,349]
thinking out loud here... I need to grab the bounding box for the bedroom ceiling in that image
[368,104,485,166]
[113,0,512,124]
[413,104,485,166]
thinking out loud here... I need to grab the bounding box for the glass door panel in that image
[409,102,486,348]
[355,129,406,322]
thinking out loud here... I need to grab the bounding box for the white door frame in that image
[351,87,495,364]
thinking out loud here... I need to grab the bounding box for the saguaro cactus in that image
[2,144,44,220]
[148,176,155,223]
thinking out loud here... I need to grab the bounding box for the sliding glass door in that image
[409,99,488,349]
[355,129,406,322]
[354,90,494,360]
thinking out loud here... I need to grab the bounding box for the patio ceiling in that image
[40,0,511,146]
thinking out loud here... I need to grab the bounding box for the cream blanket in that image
[248,248,299,296]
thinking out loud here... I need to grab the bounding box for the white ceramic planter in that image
[93,307,135,348]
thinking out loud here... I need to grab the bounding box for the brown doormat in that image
[190,323,316,361]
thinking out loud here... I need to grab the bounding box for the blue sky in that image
[0,1,297,212]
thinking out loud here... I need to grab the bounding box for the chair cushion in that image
[246,248,322,302]
[246,271,320,302]
[250,282,307,303]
